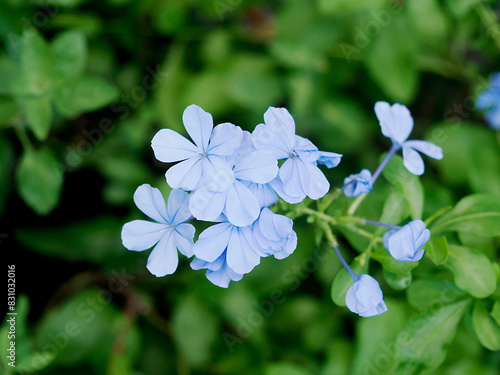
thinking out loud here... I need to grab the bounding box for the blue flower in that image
[252,207,297,260]
[190,218,261,287]
[342,169,373,198]
[121,184,195,277]
[346,274,387,317]
[189,134,278,227]
[252,107,342,203]
[375,101,443,176]
[476,73,500,130]
[151,104,243,191]
[382,219,430,262]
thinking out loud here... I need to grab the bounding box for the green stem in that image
[347,193,367,216]
[425,205,453,227]
[15,124,33,151]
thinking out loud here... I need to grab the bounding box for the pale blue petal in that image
[346,274,386,317]
[146,230,178,276]
[166,156,203,190]
[404,140,443,160]
[192,222,232,262]
[189,187,226,222]
[269,177,305,204]
[208,122,243,156]
[300,160,330,200]
[202,155,235,192]
[252,123,290,159]
[174,223,195,257]
[151,129,198,163]
[343,169,373,198]
[167,189,192,225]
[359,301,388,318]
[226,227,261,274]
[294,136,318,163]
[233,131,255,166]
[264,107,296,151]
[317,151,342,168]
[485,106,500,130]
[133,184,169,223]
[279,158,305,198]
[182,104,213,152]
[121,220,169,251]
[273,231,297,260]
[190,257,210,271]
[243,181,278,208]
[382,229,397,250]
[476,90,498,110]
[387,225,414,261]
[374,101,413,145]
[206,260,244,288]
[258,207,293,242]
[233,150,278,184]
[402,146,425,175]
[225,181,261,227]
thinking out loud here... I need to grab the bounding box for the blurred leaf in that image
[0,96,18,124]
[54,75,119,117]
[51,30,88,81]
[16,148,63,215]
[382,155,424,220]
[318,0,389,14]
[472,299,500,351]
[36,289,121,366]
[407,279,468,310]
[15,216,136,267]
[153,1,187,35]
[395,299,471,373]
[264,362,313,375]
[431,194,500,237]
[426,235,449,265]
[331,259,367,307]
[379,190,411,225]
[365,16,419,102]
[407,0,451,47]
[383,269,412,290]
[0,134,14,215]
[18,96,52,140]
[172,295,219,367]
[445,0,482,18]
[445,245,497,298]
[492,301,500,326]
[351,300,407,375]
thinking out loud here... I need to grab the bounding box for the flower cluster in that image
[342,101,443,197]
[122,105,341,288]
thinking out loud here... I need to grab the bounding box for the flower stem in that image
[347,193,367,216]
[364,220,400,230]
[370,144,400,185]
[333,244,358,280]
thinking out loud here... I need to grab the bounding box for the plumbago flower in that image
[382,219,430,262]
[346,275,387,318]
[342,102,443,197]
[121,184,195,277]
[122,104,341,288]
[476,73,500,130]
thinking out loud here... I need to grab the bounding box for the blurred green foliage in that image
[0,0,500,374]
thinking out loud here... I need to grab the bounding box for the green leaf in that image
[15,28,57,95]
[407,279,468,310]
[51,30,88,82]
[16,148,63,215]
[15,216,137,268]
[431,194,500,237]
[382,155,424,220]
[36,289,122,366]
[331,259,367,307]
[18,96,52,140]
[54,75,119,117]
[406,0,451,47]
[492,301,500,327]
[379,190,411,225]
[318,0,389,14]
[264,363,312,375]
[371,246,419,274]
[172,295,219,367]
[0,96,18,124]
[365,16,419,102]
[351,300,407,375]
[472,300,500,351]
[395,299,472,373]
[445,245,497,298]
[426,236,449,265]
[383,269,412,290]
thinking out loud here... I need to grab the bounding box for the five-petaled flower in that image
[121,184,195,277]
